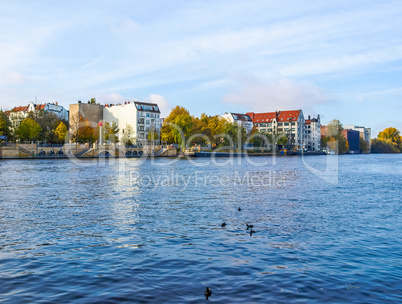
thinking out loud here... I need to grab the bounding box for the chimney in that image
[308,115,310,120]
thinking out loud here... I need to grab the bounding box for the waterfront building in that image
[69,100,162,146]
[6,101,68,131]
[246,110,305,150]
[220,112,253,133]
[104,101,161,146]
[69,101,104,140]
[342,129,360,153]
[304,115,321,151]
[343,125,371,152]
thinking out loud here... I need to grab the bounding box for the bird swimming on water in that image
[246,223,254,230]
[204,287,212,300]
[221,222,226,227]
[238,207,241,211]
[250,229,256,236]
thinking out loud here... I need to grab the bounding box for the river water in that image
[0,154,401,303]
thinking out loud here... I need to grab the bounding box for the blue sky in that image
[1,0,401,137]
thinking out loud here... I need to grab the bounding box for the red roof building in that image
[246,110,305,150]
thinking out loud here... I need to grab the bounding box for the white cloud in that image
[149,94,173,118]
[0,71,29,84]
[223,77,332,112]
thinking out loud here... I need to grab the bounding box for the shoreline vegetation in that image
[1,106,402,157]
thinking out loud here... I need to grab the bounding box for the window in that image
[278,122,283,126]
[146,113,150,117]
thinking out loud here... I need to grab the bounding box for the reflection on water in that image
[0,154,401,303]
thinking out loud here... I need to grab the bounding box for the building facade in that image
[343,125,371,152]
[246,110,305,150]
[104,101,161,146]
[304,115,321,151]
[220,112,253,133]
[69,101,104,132]
[342,129,360,153]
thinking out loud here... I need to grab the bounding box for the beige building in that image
[69,102,103,135]
[305,115,321,151]
[246,110,305,150]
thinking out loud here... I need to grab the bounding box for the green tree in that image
[0,111,11,139]
[222,123,246,150]
[104,121,119,143]
[371,138,400,153]
[324,119,348,154]
[147,125,159,142]
[359,137,369,153]
[162,106,193,146]
[122,124,135,146]
[16,118,42,142]
[88,97,96,104]
[276,134,288,147]
[55,122,68,143]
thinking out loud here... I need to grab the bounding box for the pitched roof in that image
[12,106,29,112]
[246,110,301,123]
[35,104,46,111]
[230,113,252,122]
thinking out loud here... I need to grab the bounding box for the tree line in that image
[371,127,402,153]
[0,110,68,143]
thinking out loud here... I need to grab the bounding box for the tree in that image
[147,125,159,142]
[276,134,288,147]
[122,124,135,146]
[88,97,96,104]
[222,122,246,150]
[55,122,68,143]
[104,121,119,143]
[359,137,369,153]
[323,119,348,154]
[30,110,68,143]
[70,115,97,144]
[161,106,193,146]
[16,118,42,142]
[0,111,11,138]
[377,127,401,151]
[371,138,400,153]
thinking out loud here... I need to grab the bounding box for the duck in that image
[250,229,256,236]
[238,207,241,211]
[204,287,212,300]
[221,222,226,227]
[246,223,254,230]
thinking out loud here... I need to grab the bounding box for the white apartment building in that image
[103,101,161,146]
[344,125,371,151]
[221,112,254,133]
[246,110,305,150]
[304,115,321,151]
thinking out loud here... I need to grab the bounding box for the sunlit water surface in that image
[0,154,401,303]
